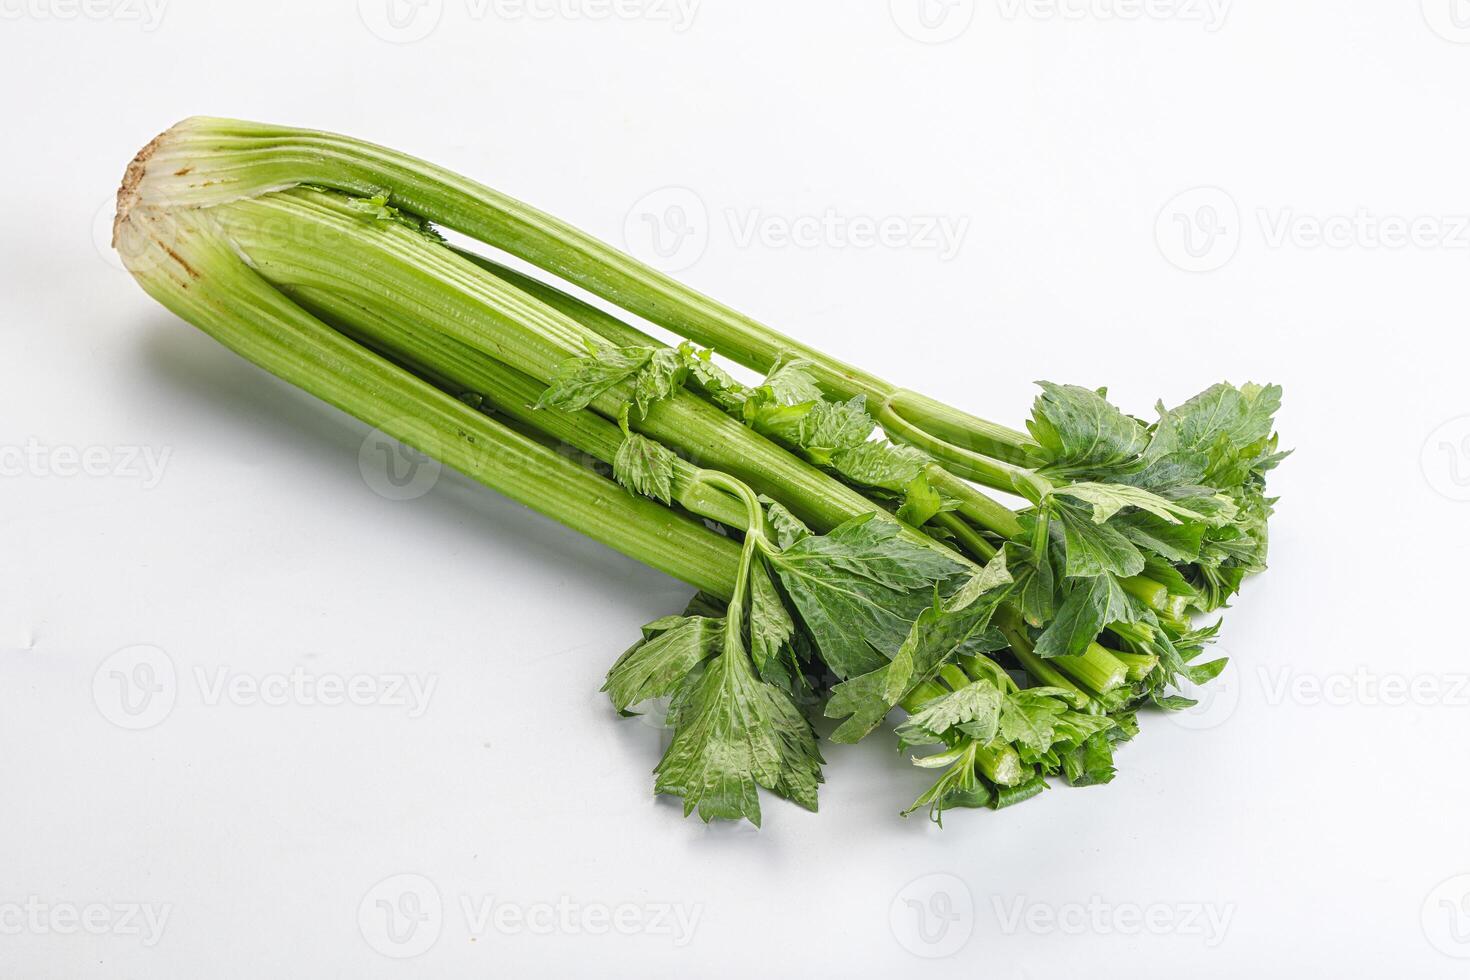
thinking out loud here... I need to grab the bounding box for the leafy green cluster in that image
[604,509,968,826]
[1025,381,1287,612]
[603,601,823,825]
[569,346,1284,824]
[897,678,1124,822]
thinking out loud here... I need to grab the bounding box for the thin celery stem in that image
[886,389,1035,464]
[924,466,1024,539]
[995,610,1089,708]
[878,399,1051,502]
[930,511,997,562]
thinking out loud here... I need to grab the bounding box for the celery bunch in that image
[114,118,1284,826]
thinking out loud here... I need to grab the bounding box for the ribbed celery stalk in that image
[291,285,751,530]
[201,186,877,533]
[126,116,1035,471]
[112,195,743,597]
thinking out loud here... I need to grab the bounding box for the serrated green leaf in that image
[1054,501,1145,579]
[998,689,1069,754]
[536,345,653,412]
[830,440,931,493]
[748,558,795,682]
[763,499,811,549]
[631,346,689,418]
[947,548,1013,611]
[901,743,994,824]
[1166,382,1280,457]
[1052,482,1207,525]
[760,358,825,405]
[766,514,965,678]
[1007,540,1057,627]
[603,615,723,712]
[773,512,967,593]
[895,470,945,527]
[612,432,675,504]
[896,679,1004,746]
[1026,381,1149,478]
[654,642,824,826]
[743,391,815,442]
[883,553,1013,703]
[823,668,894,743]
[1117,512,1206,563]
[1033,576,1108,658]
[798,396,874,463]
[682,345,739,396]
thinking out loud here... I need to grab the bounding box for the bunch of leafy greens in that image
[114,116,1285,827]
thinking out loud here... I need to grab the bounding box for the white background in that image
[3,1,1469,976]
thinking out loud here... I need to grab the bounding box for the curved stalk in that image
[113,203,745,597]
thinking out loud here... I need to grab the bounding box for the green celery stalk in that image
[113,200,743,597]
[294,286,751,530]
[206,186,882,533]
[125,116,1033,467]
